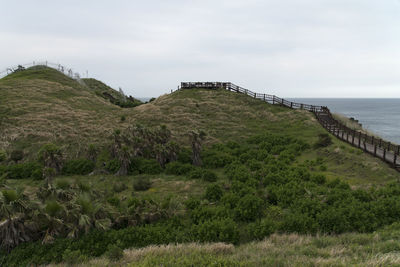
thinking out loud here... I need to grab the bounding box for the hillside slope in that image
[0,67,399,184]
[0,66,134,156]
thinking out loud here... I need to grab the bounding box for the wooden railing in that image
[180,82,400,170]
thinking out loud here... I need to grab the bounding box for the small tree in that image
[189,130,206,166]
[38,144,63,173]
[116,146,131,176]
[10,150,23,163]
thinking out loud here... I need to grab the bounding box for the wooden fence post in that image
[394,154,397,165]
[379,139,382,147]
[383,149,386,161]
[358,132,361,148]
[372,136,374,145]
[388,142,391,151]
[352,131,355,145]
[363,141,367,151]
[263,94,265,101]
[397,146,400,155]
[374,144,377,156]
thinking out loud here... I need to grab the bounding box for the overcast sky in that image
[1,0,399,97]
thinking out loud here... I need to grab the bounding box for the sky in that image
[1,0,400,98]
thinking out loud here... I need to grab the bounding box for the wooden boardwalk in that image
[180,82,400,172]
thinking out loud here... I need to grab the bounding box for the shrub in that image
[113,182,128,193]
[177,148,192,164]
[56,179,70,190]
[107,196,120,207]
[5,162,42,179]
[130,157,162,175]
[314,133,332,148]
[133,177,151,191]
[165,162,194,175]
[185,197,201,210]
[202,151,234,168]
[62,249,88,265]
[0,150,6,162]
[10,149,23,163]
[193,218,239,244]
[62,158,94,175]
[105,159,120,174]
[188,168,217,182]
[120,115,126,122]
[190,205,232,224]
[205,184,223,202]
[235,194,264,221]
[105,244,124,261]
[248,218,278,240]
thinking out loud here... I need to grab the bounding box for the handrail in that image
[0,61,84,80]
[180,81,400,170]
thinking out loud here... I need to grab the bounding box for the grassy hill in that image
[0,67,398,184]
[0,66,140,157]
[2,66,400,266]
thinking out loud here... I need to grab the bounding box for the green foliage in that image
[62,249,88,265]
[133,177,151,191]
[205,184,223,202]
[113,182,127,193]
[1,162,42,179]
[120,115,126,122]
[188,168,218,182]
[10,149,23,163]
[314,133,332,148]
[107,196,120,207]
[0,150,6,162]
[56,179,70,190]
[130,157,162,175]
[62,158,94,175]
[106,244,124,261]
[235,194,264,221]
[193,218,239,244]
[248,218,278,240]
[105,159,120,174]
[165,162,194,175]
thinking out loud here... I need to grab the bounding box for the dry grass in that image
[48,232,400,267]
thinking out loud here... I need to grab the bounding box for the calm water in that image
[290,98,400,144]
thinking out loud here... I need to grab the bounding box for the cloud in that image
[1,0,399,97]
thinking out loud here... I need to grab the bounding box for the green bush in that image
[188,168,217,182]
[4,162,42,179]
[113,182,127,193]
[248,218,278,240]
[107,196,120,207]
[133,177,151,191]
[10,149,23,163]
[192,218,239,244]
[177,148,192,164]
[0,150,6,162]
[235,194,264,221]
[130,157,162,175]
[165,162,194,175]
[56,179,70,190]
[205,183,223,202]
[190,205,232,224]
[105,244,124,261]
[62,158,94,175]
[105,159,120,174]
[62,249,88,265]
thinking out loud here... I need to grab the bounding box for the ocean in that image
[290,98,400,145]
